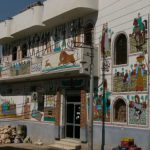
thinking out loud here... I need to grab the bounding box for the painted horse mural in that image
[130,13,147,53]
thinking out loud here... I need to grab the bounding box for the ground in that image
[0,144,52,150]
[0,143,110,150]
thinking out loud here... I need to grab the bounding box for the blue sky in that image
[0,0,44,20]
[0,0,44,54]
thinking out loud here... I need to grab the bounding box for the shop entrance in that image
[66,96,80,139]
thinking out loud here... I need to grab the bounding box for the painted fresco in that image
[10,60,30,76]
[113,55,147,92]
[0,18,86,78]
[31,57,42,74]
[42,49,80,73]
[23,97,31,119]
[94,79,111,122]
[0,64,10,78]
[100,59,111,75]
[30,92,43,121]
[44,95,56,122]
[128,94,148,125]
[0,98,16,118]
[100,23,113,58]
[130,13,147,54]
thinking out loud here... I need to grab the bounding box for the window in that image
[113,98,126,122]
[22,43,27,58]
[12,46,17,61]
[84,23,93,45]
[114,34,127,65]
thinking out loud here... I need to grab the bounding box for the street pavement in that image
[0,143,112,150]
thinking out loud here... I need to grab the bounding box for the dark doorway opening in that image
[66,96,80,139]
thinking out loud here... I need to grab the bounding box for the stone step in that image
[48,138,81,150]
[61,138,81,144]
[55,140,81,149]
[48,143,76,150]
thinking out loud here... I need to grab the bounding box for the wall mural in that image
[1,65,10,78]
[130,13,147,54]
[94,79,111,122]
[42,49,80,73]
[0,18,84,78]
[10,60,30,76]
[31,57,42,74]
[113,55,147,92]
[128,94,148,125]
[44,95,56,122]
[23,97,31,119]
[100,23,113,58]
[0,97,16,118]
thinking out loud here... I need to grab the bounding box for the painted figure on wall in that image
[113,55,147,92]
[129,95,147,125]
[130,13,147,53]
[94,79,111,122]
[135,55,145,91]
[23,97,30,119]
[100,23,113,57]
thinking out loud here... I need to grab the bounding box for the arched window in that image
[114,34,127,65]
[113,98,126,122]
[12,46,17,61]
[22,43,28,58]
[84,23,93,46]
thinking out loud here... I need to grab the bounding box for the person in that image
[135,55,145,91]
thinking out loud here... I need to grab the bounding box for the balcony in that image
[10,4,44,37]
[0,45,98,82]
[0,19,12,43]
[43,0,98,26]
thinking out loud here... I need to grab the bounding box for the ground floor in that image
[0,119,149,150]
[0,77,150,150]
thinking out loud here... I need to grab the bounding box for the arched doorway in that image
[113,98,127,122]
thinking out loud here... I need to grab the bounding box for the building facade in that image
[0,0,150,149]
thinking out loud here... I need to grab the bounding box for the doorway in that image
[66,96,81,139]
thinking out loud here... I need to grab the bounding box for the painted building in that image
[0,0,150,149]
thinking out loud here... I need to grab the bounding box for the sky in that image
[0,0,44,20]
[0,0,45,55]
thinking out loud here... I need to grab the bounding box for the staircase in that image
[48,138,81,150]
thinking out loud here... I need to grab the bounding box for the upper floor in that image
[0,14,98,81]
[0,0,98,42]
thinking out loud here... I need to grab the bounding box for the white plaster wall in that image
[96,0,150,127]
[95,0,150,45]
[0,20,11,39]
